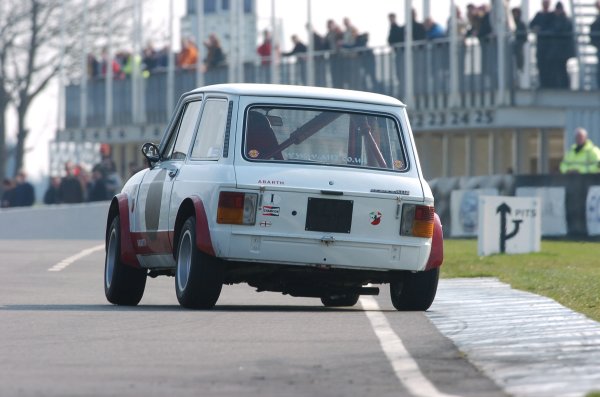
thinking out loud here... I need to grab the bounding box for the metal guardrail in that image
[64,33,598,129]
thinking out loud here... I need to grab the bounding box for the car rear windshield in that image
[243,106,408,172]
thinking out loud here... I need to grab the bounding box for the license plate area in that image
[305,198,353,233]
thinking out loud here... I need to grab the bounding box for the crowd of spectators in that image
[385,1,586,89]
[87,34,227,80]
[45,144,123,205]
[1,171,35,208]
[82,1,600,92]
[0,144,125,208]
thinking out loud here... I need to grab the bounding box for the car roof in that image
[187,84,406,108]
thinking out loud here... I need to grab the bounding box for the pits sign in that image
[478,196,541,256]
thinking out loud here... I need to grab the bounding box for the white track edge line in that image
[47,244,105,272]
[360,296,463,397]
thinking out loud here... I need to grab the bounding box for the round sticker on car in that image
[248,149,260,158]
[369,211,382,225]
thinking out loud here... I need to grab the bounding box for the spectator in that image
[549,2,574,89]
[12,171,35,207]
[342,17,359,48]
[466,4,480,37]
[411,9,427,41]
[308,26,328,86]
[591,1,600,88]
[388,12,405,84]
[257,29,273,65]
[340,18,361,87]
[257,29,274,82]
[43,176,61,205]
[96,144,122,198]
[512,7,528,72]
[204,34,226,72]
[282,34,307,84]
[388,13,403,47]
[88,165,109,202]
[142,41,157,74]
[325,19,343,51]
[325,20,344,88]
[560,128,600,174]
[1,178,15,208]
[177,37,199,69]
[100,46,122,79]
[59,161,84,204]
[155,45,170,69]
[424,17,446,40]
[476,5,494,85]
[355,31,379,91]
[283,34,307,57]
[530,0,555,88]
[448,6,468,38]
[87,54,101,79]
[121,51,148,78]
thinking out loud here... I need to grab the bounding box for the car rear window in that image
[243,106,408,172]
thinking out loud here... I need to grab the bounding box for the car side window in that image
[164,100,202,161]
[190,98,228,160]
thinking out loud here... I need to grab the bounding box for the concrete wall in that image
[0,202,110,240]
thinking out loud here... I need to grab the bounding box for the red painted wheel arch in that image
[188,196,216,257]
[113,194,141,268]
[425,213,444,270]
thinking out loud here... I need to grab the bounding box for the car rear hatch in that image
[225,163,430,270]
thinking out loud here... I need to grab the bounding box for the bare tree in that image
[0,0,133,187]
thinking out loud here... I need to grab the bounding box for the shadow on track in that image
[0,304,397,313]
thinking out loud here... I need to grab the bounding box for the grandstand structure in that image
[52,0,600,181]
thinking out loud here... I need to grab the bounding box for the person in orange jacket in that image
[177,37,199,69]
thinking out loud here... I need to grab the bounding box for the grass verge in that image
[441,239,600,322]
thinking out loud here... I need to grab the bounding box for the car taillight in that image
[400,204,435,238]
[217,191,258,225]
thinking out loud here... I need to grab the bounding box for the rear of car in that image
[219,96,434,273]
[203,88,441,309]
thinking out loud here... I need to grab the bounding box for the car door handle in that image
[168,168,179,178]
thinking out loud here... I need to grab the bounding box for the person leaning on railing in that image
[560,128,600,174]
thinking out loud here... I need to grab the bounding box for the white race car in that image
[104,84,443,310]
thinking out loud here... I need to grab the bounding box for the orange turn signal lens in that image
[217,191,258,225]
[400,204,435,238]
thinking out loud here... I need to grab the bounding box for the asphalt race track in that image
[0,239,508,397]
[2,204,600,396]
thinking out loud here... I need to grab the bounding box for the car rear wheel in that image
[175,216,223,309]
[320,293,360,307]
[390,268,439,311]
[104,216,147,305]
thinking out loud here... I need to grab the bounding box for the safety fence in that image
[431,173,600,239]
[64,32,599,130]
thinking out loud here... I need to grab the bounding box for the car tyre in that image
[104,216,147,305]
[390,268,439,311]
[175,216,223,309]
[320,293,360,307]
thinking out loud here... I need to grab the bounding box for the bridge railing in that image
[64,32,598,129]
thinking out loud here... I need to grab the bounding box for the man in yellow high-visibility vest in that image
[559,128,600,174]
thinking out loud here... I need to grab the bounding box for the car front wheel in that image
[175,216,223,309]
[104,216,147,305]
[390,268,439,311]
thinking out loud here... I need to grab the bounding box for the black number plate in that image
[305,198,353,233]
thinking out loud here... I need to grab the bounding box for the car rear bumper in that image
[222,232,432,271]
